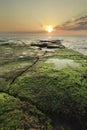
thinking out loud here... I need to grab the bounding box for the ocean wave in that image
[62,39,87,55]
[0,36,87,55]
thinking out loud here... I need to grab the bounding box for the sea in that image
[0,33,87,55]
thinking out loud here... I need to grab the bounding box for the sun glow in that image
[45,25,53,33]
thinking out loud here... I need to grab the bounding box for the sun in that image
[46,25,53,33]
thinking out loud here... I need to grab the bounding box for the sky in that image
[0,0,87,35]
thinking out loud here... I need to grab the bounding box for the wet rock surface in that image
[31,40,65,49]
[0,39,87,130]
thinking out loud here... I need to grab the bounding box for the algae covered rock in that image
[0,92,52,129]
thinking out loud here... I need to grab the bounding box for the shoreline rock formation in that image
[31,40,65,49]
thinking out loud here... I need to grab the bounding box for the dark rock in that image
[39,40,51,43]
[47,45,60,49]
[47,45,65,49]
[38,43,47,47]
[50,40,61,44]
[31,43,47,48]
[0,42,10,46]
[39,40,61,44]
[0,40,6,42]
[31,40,65,49]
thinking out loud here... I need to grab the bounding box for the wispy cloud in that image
[55,13,87,31]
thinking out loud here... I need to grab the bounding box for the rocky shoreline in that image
[0,39,87,130]
[31,40,65,49]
